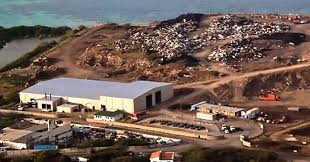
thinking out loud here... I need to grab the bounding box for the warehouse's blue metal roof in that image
[21,78,172,100]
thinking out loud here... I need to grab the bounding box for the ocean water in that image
[0,0,310,27]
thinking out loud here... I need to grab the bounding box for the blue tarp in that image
[33,145,58,150]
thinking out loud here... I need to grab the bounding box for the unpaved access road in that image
[43,26,106,79]
[176,62,310,90]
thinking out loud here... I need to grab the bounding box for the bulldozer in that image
[259,92,280,101]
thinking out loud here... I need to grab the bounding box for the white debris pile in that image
[208,38,265,63]
[114,19,199,64]
[198,15,290,42]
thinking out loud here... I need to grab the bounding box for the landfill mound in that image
[243,68,310,98]
[208,38,266,63]
[258,32,307,45]
[207,32,307,64]
[211,67,310,101]
[113,14,294,66]
[114,14,201,64]
[196,14,290,42]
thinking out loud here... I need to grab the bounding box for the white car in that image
[17,106,24,111]
[224,129,230,134]
[221,125,228,130]
[230,126,236,132]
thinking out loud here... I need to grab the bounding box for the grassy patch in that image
[0,74,31,105]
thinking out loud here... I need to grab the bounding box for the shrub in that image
[34,150,60,162]
[92,139,115,147]
[59,155,72,162]
[116,137,149,146]
[110,156,149,162]
[78,25,87,31]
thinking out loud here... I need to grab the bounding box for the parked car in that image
[230,126,236,132]
[224,129,230,134]
[17,105,24,111]
[221,125,228,130]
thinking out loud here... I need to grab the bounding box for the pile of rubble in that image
[208,38,265,63]
[115,19,199,64]
[197,15,290,42]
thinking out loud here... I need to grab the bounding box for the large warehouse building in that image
[19,78,173,114]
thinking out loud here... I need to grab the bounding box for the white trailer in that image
[242,108,260,119]
[196,112,217,121]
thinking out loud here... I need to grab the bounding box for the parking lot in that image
[150,119,207,131]
[71,124,181,147]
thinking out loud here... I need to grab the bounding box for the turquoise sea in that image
[1,0,310,27]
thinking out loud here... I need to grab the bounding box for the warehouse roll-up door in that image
[155,91,161,104]
[146,94,153,108]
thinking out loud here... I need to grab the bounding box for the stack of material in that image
[115,19,199,64]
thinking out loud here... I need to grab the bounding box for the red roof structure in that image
[150,151,175,161]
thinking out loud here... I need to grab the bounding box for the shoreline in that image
[1,12,310,28]
[0,12,309,73]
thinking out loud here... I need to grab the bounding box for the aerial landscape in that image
[0,0,310,162]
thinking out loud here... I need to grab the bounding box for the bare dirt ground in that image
[0,14,309,155]
[42,26,108,80]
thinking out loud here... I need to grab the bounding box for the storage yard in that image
[0,12,309,159]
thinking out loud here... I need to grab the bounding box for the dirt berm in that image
[214,67,310,100]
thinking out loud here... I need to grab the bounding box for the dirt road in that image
[270,121,310,141]
[177,62,310,90]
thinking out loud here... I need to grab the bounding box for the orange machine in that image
[259,93,280,101]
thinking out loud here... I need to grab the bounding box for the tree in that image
[110,156,149,162]
[92,139,115,147]
[34,150,60,162]
[59,155,72,162]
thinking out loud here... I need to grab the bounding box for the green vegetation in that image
[0,74,31,105]
[78,25,87,31]
[110,156,149,162]
[116,137,150,146]
[92,139,115,147]
[89,146,148,162]
[34,150,71,162]
[181,147,285,162]
[0,113,24,129]
[0,25,71,49]
[0,41,57,72]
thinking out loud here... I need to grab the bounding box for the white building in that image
[93,110,124,122]
[196,112,217,121]
[241,108,260,119]
[19,78,173,114]
[150,151,175,162]
[0,120,72,149]
[57,104,79,113]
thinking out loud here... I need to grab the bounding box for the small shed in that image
[57,104,79,113]
[94,110,124,122]
[37,96,62,112]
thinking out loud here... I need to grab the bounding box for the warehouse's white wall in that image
[134,84,174,113]
[100,96,135,114]
[20,83,173,114]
